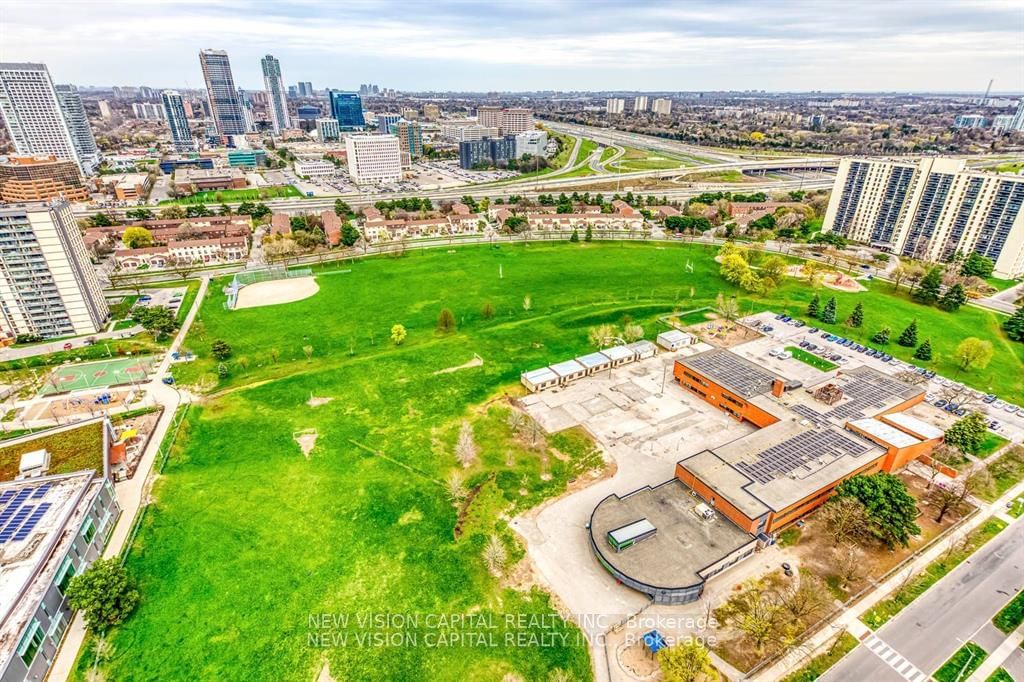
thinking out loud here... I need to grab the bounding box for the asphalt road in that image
[821,520,1024,681]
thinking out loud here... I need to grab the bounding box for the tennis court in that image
[39,356,155,396]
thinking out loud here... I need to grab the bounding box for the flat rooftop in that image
[678,347,779,399]
[0,472,101,669]
[590,479,755,590]
[678,363,923,517]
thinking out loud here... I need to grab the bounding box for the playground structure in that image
[224,266,314,310]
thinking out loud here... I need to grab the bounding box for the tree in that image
[896,319,918,347]
[960,252,994,278]
[588,324,618,348]
[455,420,478,467]
[167,255,200,281]
[871,327,891,345]
[913,266,944,304]
[89,212,116,227]
[955,337,993,372]
[780,574,830,623]
[658,641,714,682]
[716,582,782,653]
[760,256,786,290]
[938,283,967,312]
[437,308,456,333]
[819,296,837,324]
[64,558,140,633]
[719,253,752,285]
[715,292,740,327]
[482,534,507,577]
[845,302,864,328]
[944,412,988,454]
[1004,306,1024,342]
[158,205,186,220]
[390,324,407,346]
[584,225,593,242]
[928,469,990,523]
[913,339,933,361]
[818,495,869,546]
[122,227,153,249]
[623,323,645,343]
[131,306,178,340]
[569,228,579,243]
[340,223,361,247]
[481,302,495,320]
[211,339,232,360]
[834,472,920,548]
[333,198,354,218]
[445,470,467,507]
[806,293,821,318]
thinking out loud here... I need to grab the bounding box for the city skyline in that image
[1,0,1022,93]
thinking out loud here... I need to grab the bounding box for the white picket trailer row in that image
[520,340,658,392]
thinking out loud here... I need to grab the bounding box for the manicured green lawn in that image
[975,432,1009,459]
[785,346,838,371]
[781,632,858,682]
[160,185,302,205]
[686,169,754,183]
[992,589,1024,633]
[933,642,987,682]
[861,518,1007,629]
[986,668,1014,682]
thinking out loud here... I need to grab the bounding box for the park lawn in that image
[609,146,692,172]
[781,632,858,682]
[84,331,598,680]
[984,275,1019,292]
[599,147,617,164]
[933,642,987,682]
[160,185,302,205]
[861,518,1007,629]
[976,447,1024,502]
[173,242,1024,402]
[785,346,838,371]
[975,433,1009,459]
[992,590,1024,634]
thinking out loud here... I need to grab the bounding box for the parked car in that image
[762,326,774,332]
[1005,404,1018,413]
[62,342,72,350]
[955,408,968,417]
[808,327,819,334]
[983,394,997,403]
[780,351,792,360]
[793,320,805,328]
[934,399,948,408]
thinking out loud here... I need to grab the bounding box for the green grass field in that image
[992,590,1024,633]
[685,169,756,183]
[38,356,155,396]
[87,242,1024,680]
[785,346,838,371]
[933,642,987,682]
[161,185,302,205]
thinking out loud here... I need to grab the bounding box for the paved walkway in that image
[756,477,1024,681]
[47,277,208,681]
[967,628,1024,681]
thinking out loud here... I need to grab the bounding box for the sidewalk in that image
[754,478,1024,681]
[46,277,208,682]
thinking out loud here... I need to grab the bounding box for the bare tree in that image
[928,468,991,522]
[818,496,869,546]
[445,470,467,507]
[167,255,200,281]
[781,574,831,622]
[455,420,478,468]
[482,534,508,576]
[830,542,867,589]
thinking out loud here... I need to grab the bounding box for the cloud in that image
[0,0,1020,91]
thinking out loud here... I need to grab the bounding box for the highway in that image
[820,519,1024,682]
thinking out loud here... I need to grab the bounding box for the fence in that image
[224,266,314,309]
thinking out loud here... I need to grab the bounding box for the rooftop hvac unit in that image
[17,449,50,479]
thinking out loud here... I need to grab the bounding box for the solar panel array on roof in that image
[683,350,777,398]
[0,483,56,544]
[735,429,872,485]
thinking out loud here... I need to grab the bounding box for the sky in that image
[1,0,1022,93]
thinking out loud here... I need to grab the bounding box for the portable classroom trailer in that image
[521,367,559,392]
[626,339,657,360]
[656,330,695,351]
[549,359,588,386]
[576,351,612,375]
[600,345,636,367]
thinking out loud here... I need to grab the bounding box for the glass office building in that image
[329,91,365,129]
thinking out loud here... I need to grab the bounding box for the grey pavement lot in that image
[821,521,1024,682]
[513,345,757,637]
[136,286,186,316]
[741,310,1024,443]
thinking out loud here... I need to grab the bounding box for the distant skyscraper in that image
[260,54,290,133]
[394,121,423,159]
[376,113,401,135]
[97,100,113,120]
[652,98,673,116]
[287,85,298,98]
[161,90,194,151]
[298,81,313,97]
[199,49,246,136]
[329,91,365,129]
[1007,99,1024,132]
[606,98,625,115]
[54,85,100,174]
[634,95,649,112]
[0,63,96,176]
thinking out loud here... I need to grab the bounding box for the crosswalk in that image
[863,632,929,681]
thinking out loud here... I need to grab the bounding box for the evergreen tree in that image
[1003,306,1024,342]
[913,339,933,361]
[819,296,837,324]
[845,302,864,328]
[807,293,821,318]
[569,228,579,242]
[938,282,967,312]
[872,327,891,345]
[897,319,918,347]
[584,225,593,242]
[913,266,944,304]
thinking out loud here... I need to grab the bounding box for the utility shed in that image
[657,330,693,351]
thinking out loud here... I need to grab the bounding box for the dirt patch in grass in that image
[617,641,659,679]
[293,428,318,457]
[684,319,758,348]
[433,355,484,375]
[306,395,334,408]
